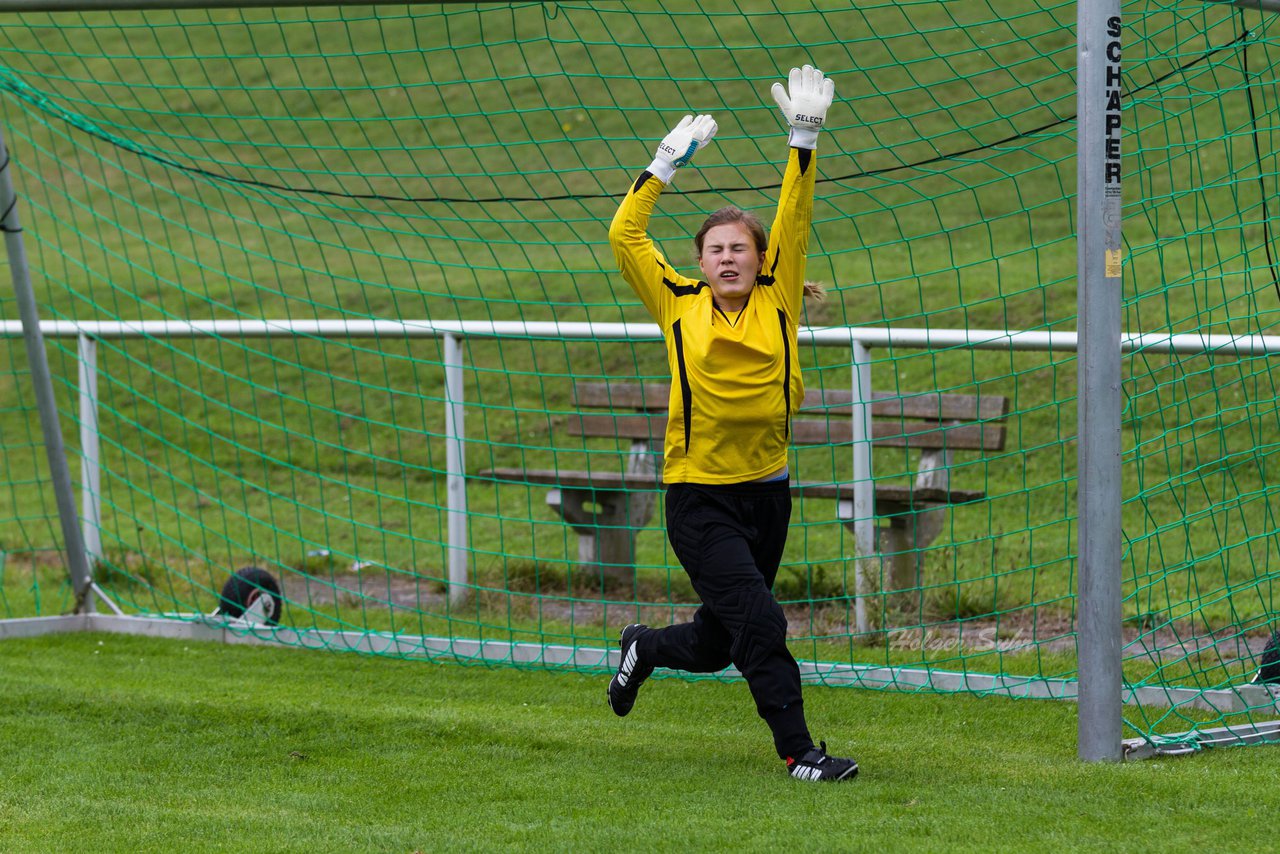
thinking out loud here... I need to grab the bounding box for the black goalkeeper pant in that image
[638,479,813,760]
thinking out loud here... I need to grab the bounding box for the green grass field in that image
[1,631,1277,853]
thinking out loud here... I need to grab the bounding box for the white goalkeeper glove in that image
[771,64,836,150]
[647,114,718,183]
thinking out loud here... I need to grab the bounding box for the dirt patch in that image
[869,612,1276,665]
[282,571,1276,670]
[289,570,447,611]
[10,554,1273,673]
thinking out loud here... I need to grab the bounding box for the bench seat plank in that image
[477,468,984,508]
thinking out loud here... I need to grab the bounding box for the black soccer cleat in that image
[607,623,654,717]
[786,741,859,782]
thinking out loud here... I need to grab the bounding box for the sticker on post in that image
[1105,248,1122,279]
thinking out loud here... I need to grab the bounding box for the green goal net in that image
[1,0,1279,753]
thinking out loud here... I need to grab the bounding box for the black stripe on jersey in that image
[663,269,709,297]
[633,171,654,194]
[798,148,812,175]
[672,319,693,452]
[778,309,791,439]
[756,249,782,287]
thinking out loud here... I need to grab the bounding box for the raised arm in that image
[762,65,836,321]
[609,115,718,325]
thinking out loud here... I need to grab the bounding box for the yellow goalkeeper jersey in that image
[608,147,816,484]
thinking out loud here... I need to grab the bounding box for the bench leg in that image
[878,522,921,618]
[840,499,948,628]
[546,487,655,588]
[879,502,948,619]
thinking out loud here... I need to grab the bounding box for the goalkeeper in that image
[606,65,857,782]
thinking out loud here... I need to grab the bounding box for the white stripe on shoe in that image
[617,645,637,687]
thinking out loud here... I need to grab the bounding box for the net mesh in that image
[0,0,1278,748]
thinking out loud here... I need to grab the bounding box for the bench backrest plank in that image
[570,382,1009,451]
[801,387,1010,422]
[576,382,1007,422]
[574,382,671,411]
[571,413,1005,451]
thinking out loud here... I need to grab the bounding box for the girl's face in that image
[698,222,765,313]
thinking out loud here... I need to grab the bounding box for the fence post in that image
[851,341,874,635]
[78,333,101,583]
[443,332,469,604]
[0,126,94,611]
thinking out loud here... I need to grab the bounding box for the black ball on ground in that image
[1257,630,1280,685]
[216,566,282,626]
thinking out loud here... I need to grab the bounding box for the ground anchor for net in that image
[1122,715,1280,760]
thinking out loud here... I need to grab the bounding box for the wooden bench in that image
[478,381,1009,612]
